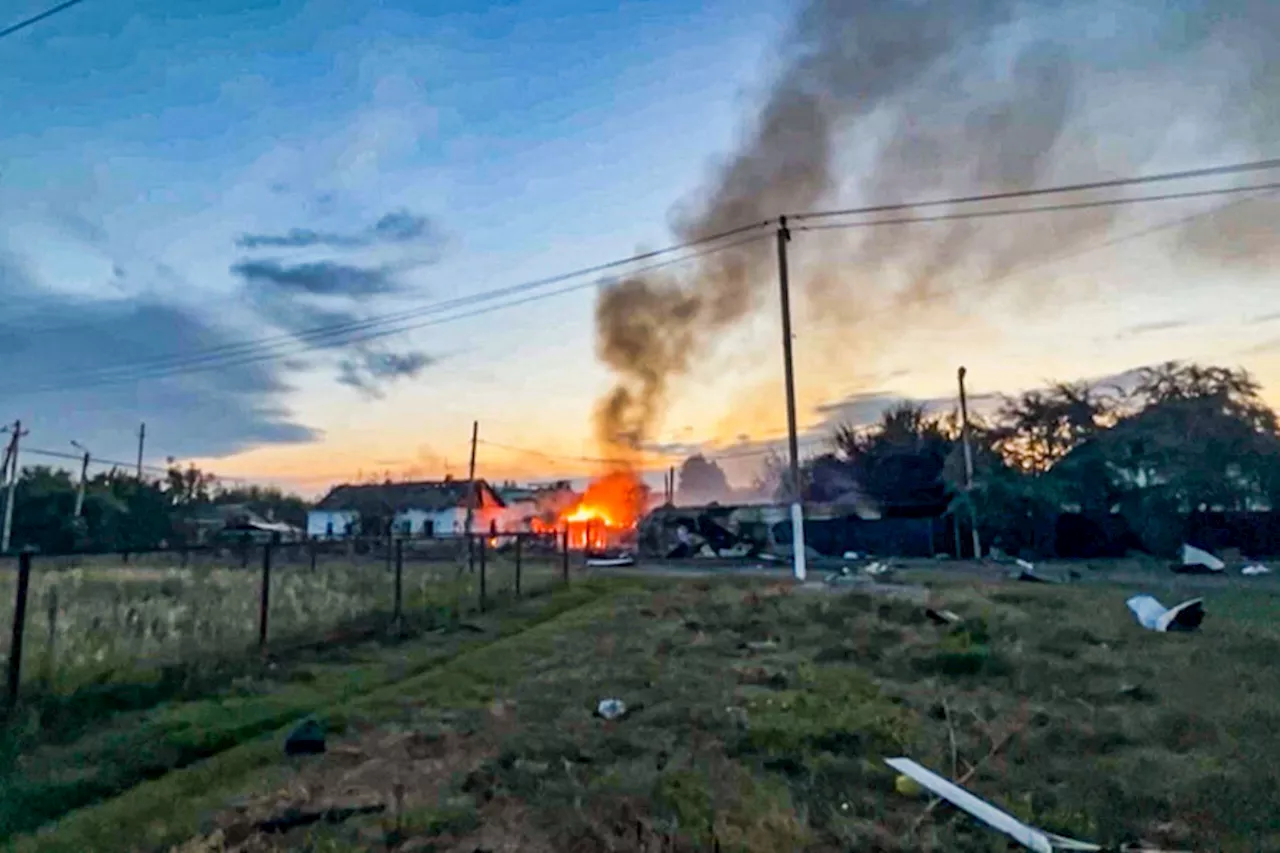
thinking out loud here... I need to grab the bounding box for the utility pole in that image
[136,422,146,479]
[1,420,27,554]
[71,441,90,519]
[776,216,806,581]
[957,367,982,559]
[464,420,479,541]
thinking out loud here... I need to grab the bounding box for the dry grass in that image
[21,572,1280,852]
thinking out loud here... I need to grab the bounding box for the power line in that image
[791,181,1280,233]
[792,156,1280,222]
[0,0,89,40]
[5,227,774,396]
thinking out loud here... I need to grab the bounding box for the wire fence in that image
[0,531,574,714]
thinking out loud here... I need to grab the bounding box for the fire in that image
[559,469,648,550]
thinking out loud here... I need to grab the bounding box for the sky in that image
[2,0,1279,497]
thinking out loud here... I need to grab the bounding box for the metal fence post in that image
[514,534,523,598]
[561,527,570,584]
[393,538,404,623]
[258,543,272,652]
[309,538,318,573]
[6,552,33,711]
[478,535,488,612]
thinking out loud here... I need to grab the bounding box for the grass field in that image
[7,565,1280,852]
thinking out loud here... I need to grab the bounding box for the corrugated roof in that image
[314,480,502,513]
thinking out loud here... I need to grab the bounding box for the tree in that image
[832,403,955,515]
[677,454,731,504]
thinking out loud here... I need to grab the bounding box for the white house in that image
[307,479,507,539]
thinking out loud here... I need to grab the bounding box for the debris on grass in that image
[926,607,963,625]
[1126,595,1205,633]
[284,718,325,756]
[887,757,1098,853]
[1241,563,1272,577]
[584,553,637,568]
[595,698,628,721]
[1174,544,1225,574]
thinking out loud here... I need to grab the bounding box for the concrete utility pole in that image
[957,367,982,559]
[1,420,27,554]
[136,422,146,479]
[775,216,806,581]
[71,441,90,519]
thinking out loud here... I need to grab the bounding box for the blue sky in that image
[2,0,1279,495]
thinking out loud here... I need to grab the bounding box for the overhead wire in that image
[0,0,88,40]
[791,156,1280,222]
[5,225,775,396]
[790,181,1280,232]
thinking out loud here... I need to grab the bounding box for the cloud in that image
[0,251,318,462]
[1249,312,1280,326]
[336,348,436,398]
[237,209,440,250]
[231,259,399,296]
[1116,319,1192,338]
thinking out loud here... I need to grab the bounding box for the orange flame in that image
[559,469,648,549]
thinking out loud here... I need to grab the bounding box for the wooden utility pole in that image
[136,423,146,479]
[957,367,982,559]
[71,441,90,519]
[775,217,806,581]
[1,421,27,554]
[464,421,479,538]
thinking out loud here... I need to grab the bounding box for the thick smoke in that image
[594,0,1280,452]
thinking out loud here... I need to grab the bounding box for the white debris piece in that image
[862,561,891,577]
[1241,563,1272,576]
[885,758,1100,852]
[1015,558,1036,571]
[1181,544,1225,572]
[585,555,636,568]
[596,698,627,720]
[1126,594,1206,632]
[843,550,862,560]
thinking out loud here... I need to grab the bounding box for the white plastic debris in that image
[596,698,627,720]
[585,555,636,568]
[1015,558,1036,571]
[885,758,1100,852]
[1181,544,1225,572]
[863,561,891,577]
[1241,563,1272,576]
[843,550,862,560]
[1126,594,1206,632]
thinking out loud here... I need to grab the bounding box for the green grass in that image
[12,573,1280,852]
[0,571,596,845]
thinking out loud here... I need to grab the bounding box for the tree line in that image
[2,463,309,554]
[739,361,1280,557]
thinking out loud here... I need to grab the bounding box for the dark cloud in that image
[231,259,398,296]
[237,209,440,250]
[335,349,436,398]
[0,252,318,461]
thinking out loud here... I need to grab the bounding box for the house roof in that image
[314,480,503,513]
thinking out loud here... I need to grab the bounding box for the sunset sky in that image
[3,0,1278,497]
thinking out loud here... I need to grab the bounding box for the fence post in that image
[6,551,33,711]
[561,527,570,584]
[43,586,58,686]
[478,536,488,612]
[241,533,251,569]
[514,534,523,597]
[179,546,189,569]
[309,539,318,573]
[258,543,272,652]
[393,538,404,624]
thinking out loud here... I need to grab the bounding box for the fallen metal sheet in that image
[586,556,637,568]
[1180,543,1225,573]
[1126,594,1205,632]
[885,757,1099,852]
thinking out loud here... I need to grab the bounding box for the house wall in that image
[307,509,359,538]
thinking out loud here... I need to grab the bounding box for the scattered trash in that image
[718,543,752,558]
[862,561,892,577]
[1011,560,1055,583]
[1174,543,1225,574]
[257,803,385,834]
[926,607,962,625]
[284,718,326,756]
[595,698,628,721]
[843,550,863,560]
[886,757,1100,852]
[1118,682,1157,702]
[1126,594,1205,632]
[1241,563,1272,577]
